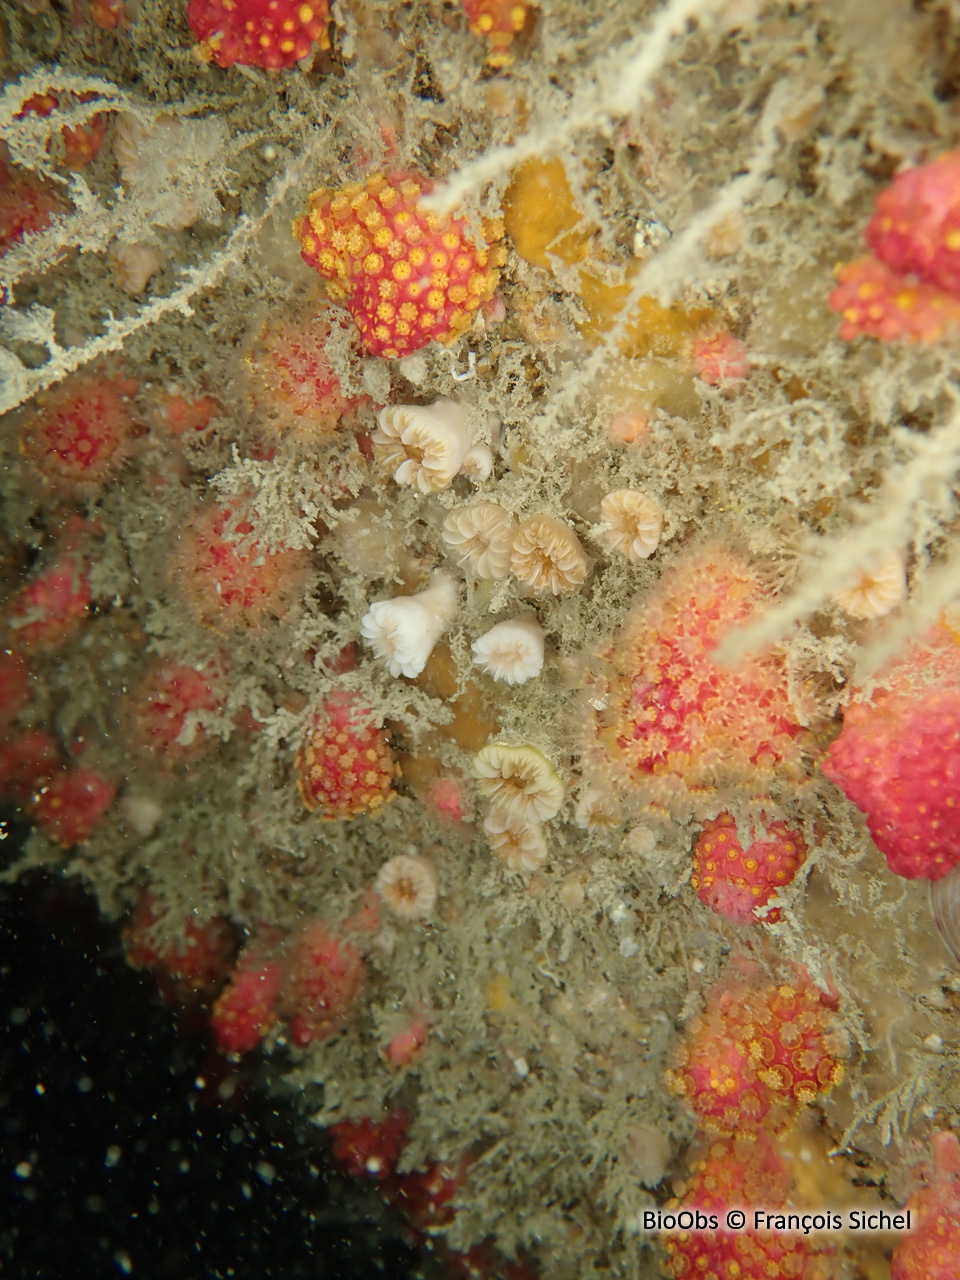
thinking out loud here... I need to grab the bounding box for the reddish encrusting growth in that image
[294,170,503,359]
[823,628,960,880]
[831,150,960,343]
[296,691,400,819]
[16,92,109,170]
[131,659,224,755]
[32,767,117,845]
[20,374,139,495]
[664,1131,834,1280]
[328,1111,409,1179]
[0,730,60,804]
[123,895,237,996]
[891,1130,960,1280]
[0,651,32,725]
[281,921,365,1046]
[460,0,531,68]
[588,544,810,810]
[175,500,309,631]
[186,0,331,70]
[210,943,285,1054]
[0,159,66,257]
[243,313,365,434]
[3,546,92,651]
[692,812,807,925]
[665,958,844,1135]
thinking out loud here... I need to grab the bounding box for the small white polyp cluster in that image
[471,615,545,685]
[360,572,458,678]
[374,400,493,493]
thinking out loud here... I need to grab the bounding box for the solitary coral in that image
[510,514,588,595]
[361,572,458,678]
[442,501,517,579]
[483,805,548,872]
[474,743,563,821]
[597,489,663,562]
[471,615,545,685]
[375,854,439,921]
[374,401,475,493]
[830,550,907,620]
[294,170,502,359]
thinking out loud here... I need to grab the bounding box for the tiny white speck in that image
[115,1248,133,1274]
[365,1156,383,1174]
[610,903,630,925]
[15,1162,32,1179]
[105,1146,122,1168]
[619,937,639,958]
[923,1033,944,1053]
[512,1057,529,1078]
[256,1161,276,1184]
[690,958,705,974]
[261,144,278,161]
[35,1082,45,1096]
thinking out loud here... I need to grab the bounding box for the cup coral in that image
[471,615,545,684]
[360,573,458,678]
[442,501,517,579]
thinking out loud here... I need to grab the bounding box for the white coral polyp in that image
[598,489,664,562]
[374,401,477,493]
[442,501,516,579]
[831,551,907,620]
[375,854,439,920]
[471,615,545,685]
[483,805,548,872]
[360,572,458,678]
